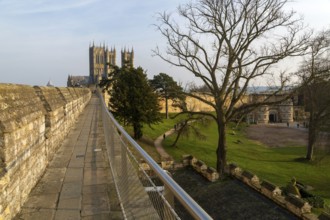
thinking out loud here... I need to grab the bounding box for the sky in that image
[0,0,329,87]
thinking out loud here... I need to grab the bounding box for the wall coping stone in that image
[285,195,308,208]
[0,84,45,132]
[34,86,66,112]
[261,180,279,192]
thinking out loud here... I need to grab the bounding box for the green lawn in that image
[143,120,330,205]
[124,113,185,162]
[125,112,330,206]
[125,113,185,140]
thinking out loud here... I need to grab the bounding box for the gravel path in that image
[153,129,175,161]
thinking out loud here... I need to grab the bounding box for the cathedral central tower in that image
[89,43,134,84]
[89,43,116,84]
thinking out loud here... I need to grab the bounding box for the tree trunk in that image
[306,116,316,160]
[171,132,181,147]
[216,120,227,176]
[133,122,143,140]
[171,121,187,147]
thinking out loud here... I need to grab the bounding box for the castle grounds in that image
[159,120,330,211]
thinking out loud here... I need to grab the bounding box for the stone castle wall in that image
[248,99,294,124]
[159,94,294,124]
[159,96,214,113]
[0,84,91,220]
[240,94,294,124]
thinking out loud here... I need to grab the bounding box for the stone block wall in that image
[182,155,219,182]
[227,163,319,219]
[34,86,67,162]
[56,87,76,130]
[0,83,91,220]
[68,88,81,119]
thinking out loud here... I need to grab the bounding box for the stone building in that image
[121,48,134,69]
[246,94,294,124]
[246,91,308,124]
[89,44,116,84]
[89,43,134,84]
[67,75,89,87]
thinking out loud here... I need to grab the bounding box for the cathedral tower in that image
[121,48,134,69]
[89,43,135,84]
[89,43,117,84]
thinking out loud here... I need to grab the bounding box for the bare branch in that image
[154,0,309,174]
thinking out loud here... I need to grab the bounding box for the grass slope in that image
[125,114,185,162]
[157,121,330,205]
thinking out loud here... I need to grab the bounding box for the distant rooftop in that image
[246,86,293,94]
[67,75,89,87]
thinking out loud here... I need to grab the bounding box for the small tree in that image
[150,73,185,119]
[155,0,310,174]
[110,67,162,139]
[298,30,330,160]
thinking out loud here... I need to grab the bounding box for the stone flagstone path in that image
[14,95,123,220]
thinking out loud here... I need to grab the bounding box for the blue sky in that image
[0,0,329,87]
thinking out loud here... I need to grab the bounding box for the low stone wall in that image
[0,83,91,220]
[227,163,323,220]
[182,155,219,182]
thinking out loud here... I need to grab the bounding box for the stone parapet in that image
[183,155,219,182]
[0,83,91,220]
[67,88,80,119]
[226,163,320,220]
[34,86,67,161]
[56,87,75,129]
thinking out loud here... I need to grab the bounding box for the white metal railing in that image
[98,90,212,220]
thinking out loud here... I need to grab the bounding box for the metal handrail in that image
[98,89,212,220]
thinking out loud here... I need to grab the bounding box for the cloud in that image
[0,0,99,15]
[286,0,330,29]
[0,0,329,87]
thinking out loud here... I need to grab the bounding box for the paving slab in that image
[30,180,63,195]
[82,184,109,194]
[22,193,59,209]
[58,197,82,210]
[64,168,84,182]
[14,95,124,220]
[84,161,108,168]
[83,168,109,182]
[54,210,80,220]
[59,182,82,199]
[81,213,111,220]
[42,168,66,181]
[17,208,55,220]
[48,156,71,168]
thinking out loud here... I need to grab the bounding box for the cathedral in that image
[89,43,134,84]
[67,43,134,87]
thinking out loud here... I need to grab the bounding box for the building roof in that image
[68,75,89,87]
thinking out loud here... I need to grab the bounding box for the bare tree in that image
[298,29,330,161]
[171,115,209,147]
[154,0,310,174]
